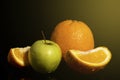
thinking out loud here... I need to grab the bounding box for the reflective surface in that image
[7,60,118,80]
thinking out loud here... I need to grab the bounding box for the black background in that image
[1,0,120,80]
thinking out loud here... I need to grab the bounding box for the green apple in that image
[28,40,62,73]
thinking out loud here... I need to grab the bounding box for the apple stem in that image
[41,30,46,44]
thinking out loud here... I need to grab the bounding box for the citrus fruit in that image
[8,46,30,68]
[64,46,112,74]
[51,20,94,58]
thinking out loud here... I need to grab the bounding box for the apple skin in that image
[28,40,62,73]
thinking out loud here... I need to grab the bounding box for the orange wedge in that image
[64,46,112,74]
[8,46,30,68]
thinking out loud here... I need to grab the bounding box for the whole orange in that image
[51,20,94,58]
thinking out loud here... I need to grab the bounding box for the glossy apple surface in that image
[28,40,62,73]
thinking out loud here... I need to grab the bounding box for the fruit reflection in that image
[20,77,31,80]
[19,76,57,80]
[8,69,57,80]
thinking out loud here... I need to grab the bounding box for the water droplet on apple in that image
[91,68,95,72]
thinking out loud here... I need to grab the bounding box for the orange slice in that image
[8,46,30,68]
[64,46,112,74]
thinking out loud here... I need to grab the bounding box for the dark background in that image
[1,0,120,80]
